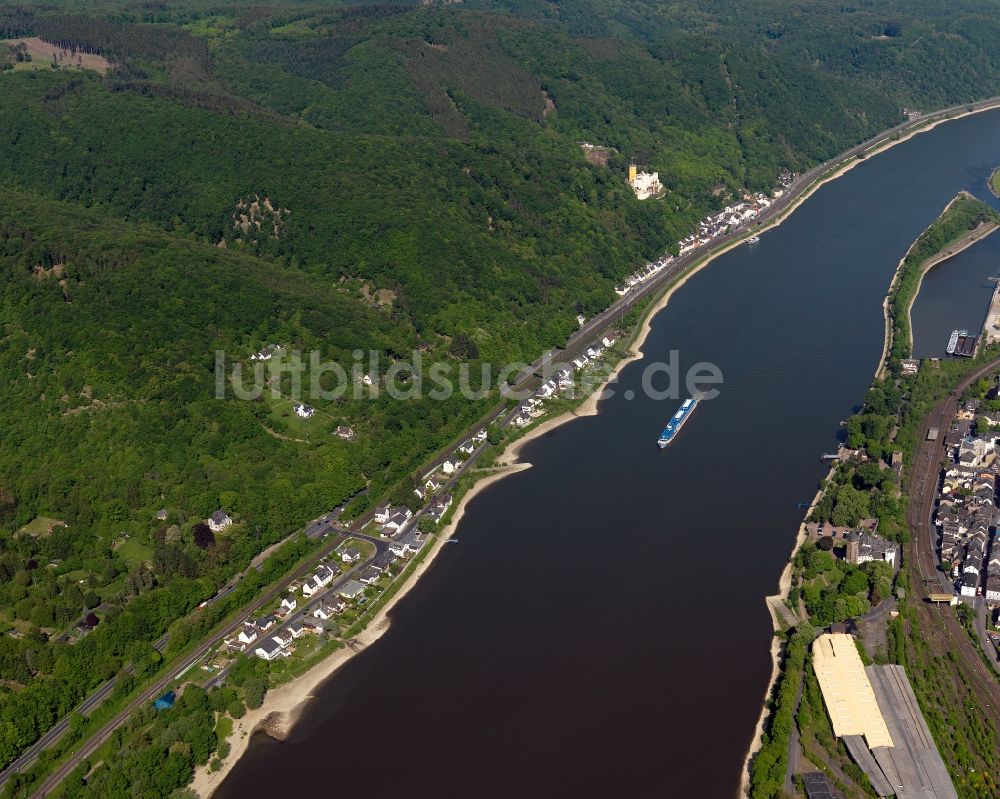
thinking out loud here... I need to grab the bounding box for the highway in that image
[905,356,1000,716]
[16,93,1000,797]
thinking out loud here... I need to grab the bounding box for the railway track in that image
[905,357,1000,714]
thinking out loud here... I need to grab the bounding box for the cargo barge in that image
[658,398,699,448]
[946,328,976,357]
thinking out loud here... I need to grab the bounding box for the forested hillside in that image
[2,0,1000,786]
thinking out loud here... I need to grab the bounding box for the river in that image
[216,110,1000,799]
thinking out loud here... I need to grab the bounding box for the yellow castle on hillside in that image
[628,162,663,200]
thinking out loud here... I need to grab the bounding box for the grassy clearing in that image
[115,538,153,568]
[264,396,327,441]
[16,516,65,537]
[182,16,238,38]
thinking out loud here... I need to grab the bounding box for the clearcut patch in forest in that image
[1,37,111,74]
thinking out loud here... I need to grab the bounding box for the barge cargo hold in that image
[946,328,966,355]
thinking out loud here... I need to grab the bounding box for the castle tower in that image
[628,163,637,184]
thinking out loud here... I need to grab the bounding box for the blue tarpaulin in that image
[153,690,176,710]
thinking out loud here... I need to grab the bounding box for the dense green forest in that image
[3,0,1000,789]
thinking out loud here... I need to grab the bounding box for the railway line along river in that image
[215,109,1000,798]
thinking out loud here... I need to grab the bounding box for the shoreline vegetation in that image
[889,193,1000,365]
[876,191,1000,380]
[744,192,1000,798]
[990,166,1000,199]
[192,102,1000,799]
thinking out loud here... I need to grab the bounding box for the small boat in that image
[747,235,761,245]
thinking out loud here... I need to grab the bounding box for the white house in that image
[237,623,258,645]
[316,563,337,583]
[251,344,284,362]
[288,623,307,639]
[985,575,1000,602]
[359,566,382,585]
[280,597,297,613]
[384,509,412,533]
[389,540,410,558]
[845,531,896,568]
[473,429,487,442]
[601,334,617,348]
[341,547,362,564]
[960,572,980,597]
[254,615,276,632]
[271,629,293,648]
[458,440,475,455]
[441,459,457,475]
[399,530,425,554]
[254,636,290,661]
[335,425,356,440]
[313,600,343,620]
[426,493,453,525]
[302,564,336,596]
[425,474,444,493]
[208,510,233,533]
[338,579,365,599]
[294,403,315,419]
[373,504,391,525]
[326,596,346,613]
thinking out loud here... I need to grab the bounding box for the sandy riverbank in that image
[191,463,528,798]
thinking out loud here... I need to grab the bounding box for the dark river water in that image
[911,221,1000,358]
[217,111,1000,799]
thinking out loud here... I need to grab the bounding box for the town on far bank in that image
[750,356,1000,799]
[932,391,1000,622]
[744,190,1000,799]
